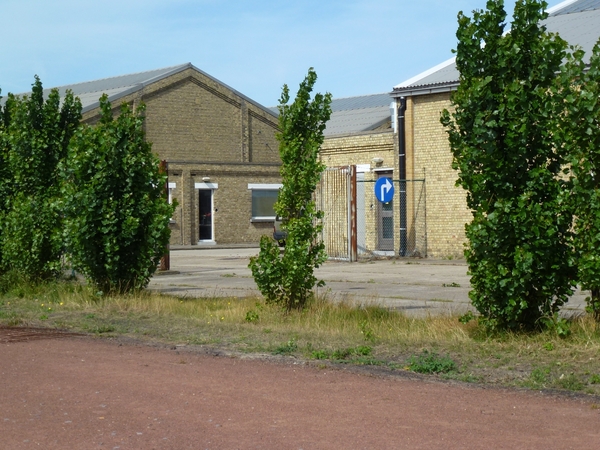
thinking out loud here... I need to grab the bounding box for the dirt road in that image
[1,330,598,449]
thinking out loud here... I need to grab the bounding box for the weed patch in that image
[407,350,457,374]
[273,339,298,355]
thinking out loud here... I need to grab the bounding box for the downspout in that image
[397,97,407,257]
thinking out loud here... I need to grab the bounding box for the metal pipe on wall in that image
[397,97,407,257]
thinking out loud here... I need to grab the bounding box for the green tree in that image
[441,0,576,329]
[0,91,12,270]
[62,95,174,294]
[1,77,82,278]
[557,42,600,321]
[249,68,332,311]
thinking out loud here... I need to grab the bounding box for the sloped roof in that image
[269,93,393,137]
[325,93,392,136]
[393,0,600,97]
[552,0,600,14]
[3,63,277,117]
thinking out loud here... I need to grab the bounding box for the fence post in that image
[159,160,170,271]
[349,165,357,262]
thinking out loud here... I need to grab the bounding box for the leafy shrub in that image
[331,348,352,360]
[441,0,576,329]
[310,349,329,360]
[249,69,331,311]
[62,95,174,294]
[458,311,475,324]
[1,78,81,278]
[359,320,376,342]
[2,195,63,279]
[540,313,571,338]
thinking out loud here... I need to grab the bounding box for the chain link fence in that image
[317,166,426,260]
[356,179,426,258]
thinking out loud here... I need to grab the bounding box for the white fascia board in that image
[247,183,283,190]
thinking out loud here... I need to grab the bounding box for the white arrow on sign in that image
[381,178,393,201]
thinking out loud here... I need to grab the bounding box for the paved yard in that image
[149,248,588,316]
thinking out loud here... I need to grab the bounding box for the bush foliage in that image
[441,0,577,329]
[62,95,174,293]
[249,68,331,311]
[0,78,172,291]
[0,77,82,278]
[557,43,600,320]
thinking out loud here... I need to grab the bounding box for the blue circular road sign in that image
[374,177,394,203]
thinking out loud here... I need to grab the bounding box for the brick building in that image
[320,94,426,258]
[46,63,281,246]
[390,0,600,258]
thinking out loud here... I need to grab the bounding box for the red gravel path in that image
[1,332,599,449]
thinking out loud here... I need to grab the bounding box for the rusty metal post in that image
[159,160,170,271]
[349,165,358,262]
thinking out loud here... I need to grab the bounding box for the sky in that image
[0,0,567,107]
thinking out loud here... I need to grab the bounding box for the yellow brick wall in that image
[166,164,281,245]
[81,68,282,246]
[144,82,242,163]
[321,132,398,254]
[321,132,396,168]
[408,94,472,258]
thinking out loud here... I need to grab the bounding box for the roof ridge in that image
[46,63,191,91]
[547,0,584,15]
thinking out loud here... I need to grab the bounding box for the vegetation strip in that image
[1,277,600,398]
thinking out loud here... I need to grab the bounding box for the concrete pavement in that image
[148,248,588,317]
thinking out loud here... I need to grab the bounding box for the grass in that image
[1,275,600,396]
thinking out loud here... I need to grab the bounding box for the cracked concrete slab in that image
[149,248,588,317]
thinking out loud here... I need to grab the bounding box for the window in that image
[168,182,176,204]
[168,182,177,223]
[248,184,282,221]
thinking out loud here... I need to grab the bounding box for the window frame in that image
[248,183,283,222]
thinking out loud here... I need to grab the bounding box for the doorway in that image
[198,189,213,242]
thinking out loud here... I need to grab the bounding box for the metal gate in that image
[316,166,357,261]
[356,178,427,258]
[317,166,427,260]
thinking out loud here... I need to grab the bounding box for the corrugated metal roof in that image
[393,0,600,96]
[269,93,393,137]
[49,64,190,103]
[325,93,392,136]
[325,106,391,136]
[546,7,600,55]
[3,63,277,118]
[330,93,392,112]
[396,61,459,92]
[551,0,600,15]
